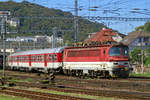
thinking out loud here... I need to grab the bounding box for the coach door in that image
[17,56,19,66]
[44,54,47,67]
[51,54,55,69]
[29,55,31,67]
[102,49,107,61]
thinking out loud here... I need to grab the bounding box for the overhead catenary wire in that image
[29,0,150,17]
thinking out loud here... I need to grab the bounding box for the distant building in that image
[47,35,63,44]
[7,18,20,27]
[122,31,150,50]
[87,32,97,39]
[6,36,34,42]
[34,35,48,43]
[86,28,125,43]
[1,49,15,54]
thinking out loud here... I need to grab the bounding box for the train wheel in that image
[104,71,110,79]
[78,70,84,79]
[69,70,72,76]
[89,71,95,79]
[63,69,68,75]
[121,72,129,78]
[49,73,55,81]
[66,70,69,76]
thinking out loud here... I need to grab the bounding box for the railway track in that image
[3,70,150,81]
[6,81,150,100]
[1,70,150,100]
[0,87,90,100]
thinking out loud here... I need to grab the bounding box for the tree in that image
[136,22,150,33]
[130,48,141,65]
[145,48,150,66]
[144,22,150,32]
[0,1,106,43]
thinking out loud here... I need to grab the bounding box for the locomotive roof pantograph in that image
[10,47,65,56]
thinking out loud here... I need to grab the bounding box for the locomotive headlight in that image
[125,67,129,71]
[113,63,118,65]
[113,62,119,68]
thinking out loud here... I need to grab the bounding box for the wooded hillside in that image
[0,1,106,42]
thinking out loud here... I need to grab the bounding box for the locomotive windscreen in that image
[109,46,129,56]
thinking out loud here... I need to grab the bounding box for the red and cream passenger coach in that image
[8,47,65,73]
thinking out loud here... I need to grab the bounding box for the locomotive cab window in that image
[122,46,129,56]
[109,47,120,56]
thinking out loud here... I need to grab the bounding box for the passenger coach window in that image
[31,56,34,61]
[49,55,52,61]
[39,56,41,61]
[36,56,38,61]
[54,55,57,61]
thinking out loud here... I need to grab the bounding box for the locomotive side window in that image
[68,50,100,57]
[122,46,129,56]
[68,51,76,57]
[103,50,106,55]
[109,47,120,56]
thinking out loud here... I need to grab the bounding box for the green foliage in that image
[40,80,49,84]
[145,56,150,66]
[130,72,150,77]
[135,25,144,31]
[136,22,150,33]
[0,94,31,100]
[144,22,150,32]
[0,1,106,43]
[130,47,150,66]
[130,48,141,64]
[145,48,150,66]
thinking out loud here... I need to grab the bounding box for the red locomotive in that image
[63,43,132,78]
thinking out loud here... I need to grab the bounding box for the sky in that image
[0,0,150,35]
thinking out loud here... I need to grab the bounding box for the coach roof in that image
[10,47,65,56]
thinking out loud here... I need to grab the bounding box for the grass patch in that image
[130,72,150,77]
[0,94,31,100]
[40,80,49,84]
[25,78,33,82]
[7,77,33,83]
